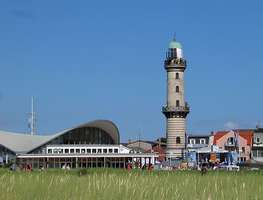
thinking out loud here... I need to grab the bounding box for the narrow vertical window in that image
[176,73,179,79]
[190,139,195,144]
[176,137,181,144]
[176,86,179,93]
[200,139,205,144]
[176,100,180,107]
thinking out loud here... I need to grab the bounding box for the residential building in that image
[213,130,253,162]
[187,134,210,151]
[252,128,263,162]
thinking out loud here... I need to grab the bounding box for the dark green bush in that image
[78,168,88,176]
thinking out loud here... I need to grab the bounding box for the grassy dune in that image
[0,169,262,200]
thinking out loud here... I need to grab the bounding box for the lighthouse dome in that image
[169,40,182,49]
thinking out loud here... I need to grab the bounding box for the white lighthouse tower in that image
[162,38,190,159]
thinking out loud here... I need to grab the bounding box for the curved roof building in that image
[0,120,158,169]
[0,120,120,154]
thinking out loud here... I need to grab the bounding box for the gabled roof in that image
[213,131,228,144]
[213,130,253,145]
[0,120,120,154]
[238,131,253,145]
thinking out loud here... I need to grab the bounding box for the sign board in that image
[210,153,216,162]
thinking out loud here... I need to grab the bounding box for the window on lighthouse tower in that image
[176,73,179,79]
[176,86,179,93]
[176,137,181,144]
[176,100,180,107]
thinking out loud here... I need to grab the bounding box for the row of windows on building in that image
[189,136,262,146]
[189,138,207,145]
[47,148,119,154]
[218,146,246,154]
[252,150,263,157]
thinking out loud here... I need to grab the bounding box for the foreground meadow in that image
[0,169,262,200]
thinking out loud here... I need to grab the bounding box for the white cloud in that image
[224,121,239,130]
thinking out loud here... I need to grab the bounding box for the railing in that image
[162,104,190,113]
[253,143,263,147]
[224,142,235,147]
[253,141,263,145]
[164,58,187,66]
[187,144,208,148]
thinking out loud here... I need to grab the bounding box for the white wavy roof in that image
[0,120,120,154]
[0,130,50,153]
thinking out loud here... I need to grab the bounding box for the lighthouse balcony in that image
[162,103,190,115]
[164,58,186,67]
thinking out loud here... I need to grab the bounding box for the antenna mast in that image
[29,96,36,135]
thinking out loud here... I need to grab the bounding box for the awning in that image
[196,146,228,153]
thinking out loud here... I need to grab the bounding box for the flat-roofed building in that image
[187,134,210,151]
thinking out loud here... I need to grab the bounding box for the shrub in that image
[78,168,88,176]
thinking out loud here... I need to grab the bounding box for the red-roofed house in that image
[213,130,253,162]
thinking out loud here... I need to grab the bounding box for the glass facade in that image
[0,145,15,162]
[30,127,115,154]
[50,127,115,145]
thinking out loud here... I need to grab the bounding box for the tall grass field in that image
[0,169,262,200]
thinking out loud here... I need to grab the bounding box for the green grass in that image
[0,168,263,200]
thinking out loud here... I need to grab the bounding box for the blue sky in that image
[0,0,262,141]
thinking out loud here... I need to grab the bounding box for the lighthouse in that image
[162,38,190,159]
